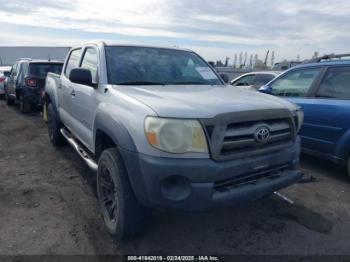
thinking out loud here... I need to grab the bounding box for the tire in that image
[5,93,14,105]
[47,103,66,146]
[19,92,31,113]
[97,148,148,240]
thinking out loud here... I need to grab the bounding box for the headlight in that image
[144,117,208,154]
[295,110,304,132]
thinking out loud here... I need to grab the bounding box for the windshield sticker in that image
[195,67,217,80]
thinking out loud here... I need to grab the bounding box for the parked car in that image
[259,55,350,176]
[5,59,63,113]
[230,71,280,91]
[0,66,11,97]
[45,41,303,239]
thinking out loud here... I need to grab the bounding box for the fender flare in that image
[93,111,137,153]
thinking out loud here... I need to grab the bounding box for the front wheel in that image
[97,148,148,240]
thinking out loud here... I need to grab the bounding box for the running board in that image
[60,128,98,171]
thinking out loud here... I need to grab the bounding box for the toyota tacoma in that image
[45,41,303,239]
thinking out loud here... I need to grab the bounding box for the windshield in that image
[29,63,63,77]
[105,46,222,85]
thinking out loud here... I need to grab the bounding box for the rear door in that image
[269,67,325,152]
[306,66,350,159]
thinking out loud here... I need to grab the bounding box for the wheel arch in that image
[335,129,350,165]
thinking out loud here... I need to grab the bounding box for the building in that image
[0,47,71,66]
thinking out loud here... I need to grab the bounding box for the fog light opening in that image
[161,176,191,201]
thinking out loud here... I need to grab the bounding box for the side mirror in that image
[69,68,95,88]
[219,73,229,84]
[259,85,272,94]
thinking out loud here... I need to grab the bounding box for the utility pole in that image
[244,52,248,66]
[270,51,275,67]
[239,52,243,67]
[225,57,230,67]
[264,50,270,66]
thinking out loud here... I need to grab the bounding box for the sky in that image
[0,0,349,63]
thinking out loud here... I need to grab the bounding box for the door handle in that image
[70,90,76,97]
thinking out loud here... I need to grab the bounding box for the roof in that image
[17,59,64,64]
[293,59,350,70]
[239,71,280,76]
[81,40,192,52]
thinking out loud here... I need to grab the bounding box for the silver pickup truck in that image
[45,41,303,239]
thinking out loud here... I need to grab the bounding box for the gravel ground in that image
[0,99,350,256]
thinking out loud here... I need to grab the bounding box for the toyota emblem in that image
[254,126,270,144]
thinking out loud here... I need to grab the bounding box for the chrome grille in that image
[221,119,292,154]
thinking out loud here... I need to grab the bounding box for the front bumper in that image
[121,137,302,211]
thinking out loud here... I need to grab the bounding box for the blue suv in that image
[260,55,350,176]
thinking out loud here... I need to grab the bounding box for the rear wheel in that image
[97,148,148,240]
[19,92,31,113]
[47,103,65,146]
[5,93,14,105]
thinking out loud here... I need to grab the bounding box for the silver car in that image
[230,71,280,91]
[0,66,11,96]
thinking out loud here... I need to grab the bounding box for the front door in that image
[268,67,324,152]
[59,48,83,131]
[69,46,99,151]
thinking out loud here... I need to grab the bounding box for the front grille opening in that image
[214,163,290,192]
[219,118,293,157]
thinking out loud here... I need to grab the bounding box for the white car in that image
[0,66,11,96]
[230,71,280,91]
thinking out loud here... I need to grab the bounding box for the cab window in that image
[81,47,98,83]
[232,74,255,86]
[270,68,322,97]
[317,67,350,99]
[65,48,82,78]
[254,74,275,85]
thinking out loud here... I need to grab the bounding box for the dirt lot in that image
[0,99,350,256]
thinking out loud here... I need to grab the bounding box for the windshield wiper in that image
[170,81,207,85]
[116,81,165,86]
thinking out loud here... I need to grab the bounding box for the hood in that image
[113,84,299,118]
